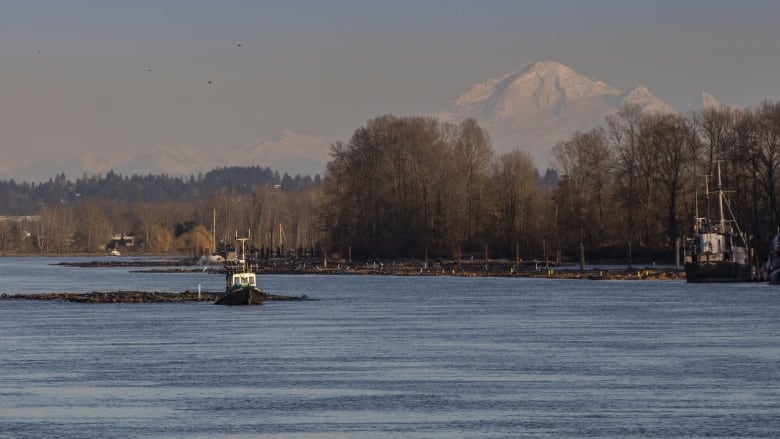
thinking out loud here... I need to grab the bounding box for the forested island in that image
[1,101,779,266]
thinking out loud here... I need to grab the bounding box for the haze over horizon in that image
[2,0,779,183]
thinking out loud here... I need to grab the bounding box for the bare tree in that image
[606,104,643,252]
[490,150,538,255]
[453,118,493,249]
[73,200,112,253]
[753,102,780,229]
[552,128,612,251]
[647,113,693,245]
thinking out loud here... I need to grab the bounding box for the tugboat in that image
[215,237,266,305]
[683,162,752,282]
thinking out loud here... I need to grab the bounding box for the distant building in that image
[109,233,135,248]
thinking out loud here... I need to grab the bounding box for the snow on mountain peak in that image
[442,61,620,123]
[438,61,684,169]
[623,84,651,98]
[681,91,723,113]
[699,92,722,110]
[620,84,675,113]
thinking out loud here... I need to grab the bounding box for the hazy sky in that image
[2,0,779,181]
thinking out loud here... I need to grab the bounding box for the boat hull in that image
[769,269,780,285]
[214,287,266,306]
[684,261,752,283]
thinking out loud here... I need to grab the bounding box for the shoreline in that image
[50,258,685,281]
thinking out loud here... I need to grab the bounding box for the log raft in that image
[0,290,308,304]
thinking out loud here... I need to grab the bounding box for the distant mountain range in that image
[438,60,720,169]
[2,61,722,182]
[74,130,332,179]
[0,131,333,183]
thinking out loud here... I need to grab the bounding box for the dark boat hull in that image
[214,287,266,306]
[769,269,780,285]
[684,261,752,283]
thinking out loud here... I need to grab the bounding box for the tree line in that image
[0,167,322,255]
[320,115,552,259]
[2,101,779,264]
[319,102,780,262]
[0,166,321,215]
[550,101,780,262]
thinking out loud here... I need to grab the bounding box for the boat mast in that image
[704,174,710,231]
[236,237,248,270]
[693,184,699,232]
[717,161,725,232]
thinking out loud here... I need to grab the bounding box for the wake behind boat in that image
[683,162,752,283]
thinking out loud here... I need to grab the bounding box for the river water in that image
[0,257,778,438]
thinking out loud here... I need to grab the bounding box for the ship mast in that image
[236,237,248,269]
[703,174,710,231]
[717,161,725,232]
[693,181,700,232]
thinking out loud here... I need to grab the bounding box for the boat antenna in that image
[212,208,216,252]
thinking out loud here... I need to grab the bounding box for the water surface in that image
[0,258,778,438]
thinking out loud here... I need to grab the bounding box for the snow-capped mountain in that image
[438,61,678,169]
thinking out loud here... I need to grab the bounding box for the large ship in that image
[683,163,752,282]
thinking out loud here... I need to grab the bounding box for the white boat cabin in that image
[228,272,256,290]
